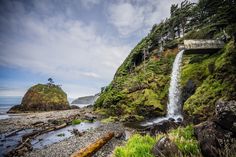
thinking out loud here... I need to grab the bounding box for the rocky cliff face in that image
[71,94,99,104]
[8,84,70,113]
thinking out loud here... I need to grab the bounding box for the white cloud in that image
[107,0,198,37]
[80,0,100,9]
[0,15,131,82]
[0,1,132,97]
[108,2,144,36]
[81,72,100,78]
[0,0,199,98]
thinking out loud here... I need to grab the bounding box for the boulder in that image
[115,131,126,140]
[70,105,80,109]
[84,113,97,122]
[150,120,180,135]
[215,99,236,133]
[8,84,70,113]
[194,121,236,157]
[152,137,182,157]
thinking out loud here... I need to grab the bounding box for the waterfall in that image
[166,50,184,119]
[141,50,184,126]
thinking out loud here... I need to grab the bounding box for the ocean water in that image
[0,97,92,120]
[0,96,22,120]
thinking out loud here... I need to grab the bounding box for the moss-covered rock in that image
[181,41,236,122]
[94,45,178,121]
[8,84,70,113]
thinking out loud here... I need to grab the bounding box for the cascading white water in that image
[141,50,184,126]
[166,50,184,119]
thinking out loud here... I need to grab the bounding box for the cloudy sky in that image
[0,0,197,100]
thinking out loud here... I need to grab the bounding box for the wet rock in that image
[194,121,236,157]
[32,121,44,127]
[152,137,182,157]
[115,131,126,140]
[215,99,236,133]
[84,113,97,122]
[177,117,183,122]
[6,140,32,157]
[150,120,180,135]
[168,117,175,122]
[136,105,164,118]
[182,80,196,103]
[191,113,206,124]
[7,105,23,113]
[48,119,63,125]
[71,129,84,136]
[70,105,80,109]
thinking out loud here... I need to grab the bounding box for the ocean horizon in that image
[0,96,91,120]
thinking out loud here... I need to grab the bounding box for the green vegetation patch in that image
[101,116,118,123]
[71,119,82,125]
[114,134,156,157]
[94,48,176,120]
[114,125,201,157]
[57,133,65,137]
[169,125,201,156]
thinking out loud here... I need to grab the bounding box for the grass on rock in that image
[114,125,201,157]
[71,119,82,125]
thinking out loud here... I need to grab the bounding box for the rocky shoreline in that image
[0,109,83,134]
[24,123,130,157]
[0,107,134,157]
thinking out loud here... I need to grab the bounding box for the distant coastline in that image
[0,96,91,120]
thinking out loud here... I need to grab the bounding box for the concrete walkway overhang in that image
[180,39,225,54]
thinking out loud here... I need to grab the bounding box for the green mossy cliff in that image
[94,0,236,122]
[181,41,236,122]
[94,29,179,121]
[8,84,70,113]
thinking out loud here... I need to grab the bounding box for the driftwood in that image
[6,123,68,157]
[70,132,114,157]
[5,128,24,137]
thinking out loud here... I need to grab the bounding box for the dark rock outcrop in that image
[194,99,236,157]
[152,137,182,157]
[150,120,180,135]
[215,99,236,133]
[194,121,236,157]
[70,105,80,109]
[84,113,97,122]
[8,84,70,113]
[182,80,196,104]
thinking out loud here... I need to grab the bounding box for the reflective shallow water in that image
[0,128,35,157]
[0,121,100,156]
[31,121,101,149]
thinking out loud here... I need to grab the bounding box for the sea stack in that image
[8,84,70,113]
